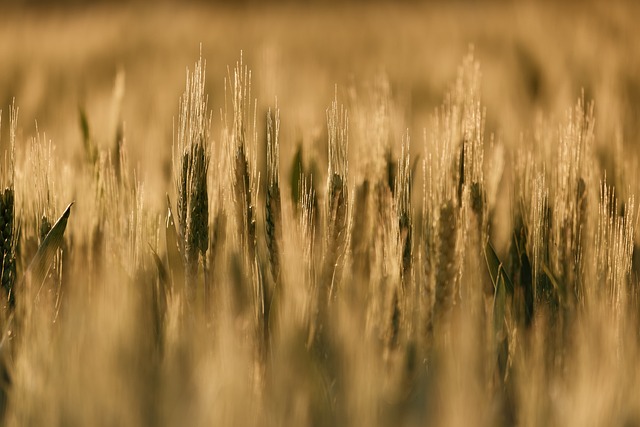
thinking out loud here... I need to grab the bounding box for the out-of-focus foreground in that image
[1,1,640,426]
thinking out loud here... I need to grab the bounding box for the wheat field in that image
[1,1,640,426]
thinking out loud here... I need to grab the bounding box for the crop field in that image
[1,1,640,426]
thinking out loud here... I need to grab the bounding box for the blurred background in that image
[1,0,638,207]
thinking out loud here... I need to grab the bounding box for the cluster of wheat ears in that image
[0,49,638,426]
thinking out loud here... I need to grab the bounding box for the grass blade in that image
[485,240,514,295]
[25,202,73,290]
[165,194,183,291]
[78,106,97,165]
[149,243,169,288]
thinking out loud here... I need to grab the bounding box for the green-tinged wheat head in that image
[0,105,17,314]
[396,134,413,286]
[228,54,258,263]
[174,55,210,308]
[0,189,16,311]
[265,107,282,285]
[323,93,349,300]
